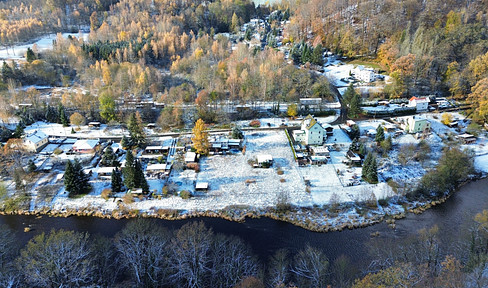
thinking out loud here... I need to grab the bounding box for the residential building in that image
[72,139,99,153]
[23,130,49,152]
[354,66,376,82]
[457,133,476,144]
[402,116,431,134]
[408,97,429,112]
[293,115,327,145]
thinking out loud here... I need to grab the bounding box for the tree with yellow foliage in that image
[441,113,453,125]
[191,118,209,155]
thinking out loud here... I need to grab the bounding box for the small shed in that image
[185,152,197,163]
[345,150,361,165]
[88,122,101,128]
[256,154,273,168]
[146,164,169,176]
[195,182,209,191]
[311,147,330,157]
[310,155,327,165]
[145,146,166,154]
[457,133,476,144]
[97,167,116,179]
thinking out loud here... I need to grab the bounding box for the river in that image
[1,177,488,268]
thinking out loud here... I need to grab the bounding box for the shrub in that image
[186,163,200,172]
[180,190,191,199]
[123,193,134,204]
[101,188,111,200]
[277,168,284,175]
[53,148,63,155]
[249,120,261,128]
[280,178,286,183]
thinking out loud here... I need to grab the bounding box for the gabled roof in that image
[302,115,324,131]
[73,139,99,150]
[25,130,47,144]
[409,96,429,102]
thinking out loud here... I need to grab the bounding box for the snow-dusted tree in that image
[111,167,123,193]
[267,249,291,288]
[209,234,259,288]
[291,245,329,288]
[115,220,171,287]
[16,229,95,287]
[127,112,146,148]
[169,221,213,287]
[192,118,209,155]
[64,159,92,196]
[375,125,385,143]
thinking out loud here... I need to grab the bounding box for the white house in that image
[354,66,376,82]
[402,116,431,134]
[408,97,429,112]
[293,115,327,145]
[23,130,48,152]
[72,139,99,153]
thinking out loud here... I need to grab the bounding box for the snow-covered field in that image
[0,33,89,60]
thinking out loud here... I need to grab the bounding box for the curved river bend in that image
[2,177,488,266]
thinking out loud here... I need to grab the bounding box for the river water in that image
[1,177,488,267]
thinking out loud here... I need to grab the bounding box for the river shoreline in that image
[2,175,482,233]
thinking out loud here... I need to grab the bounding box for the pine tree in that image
[13,121,24,138]
[343,83,355,104]
[121,136,129,150]
[359,143,367,157]
[58,104,68,127]
[191,118,209,155]
[65,159,92,195]
[26,48,36,63]
[27,159,37,173]
[134,160,149,194]
[64,160,76,194]
[127,113,146,148]
[123,151,136,189]
[102,146,117,166]
[348,92,362,118]
[375,125,385,143]
[1,61,13,82]
[362,153,378,184]
[311,44,324,66]
[111,167,123,193]
[45,105,58,123]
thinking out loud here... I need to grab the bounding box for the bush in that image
[186,163,200,172]
[101,188,111,200]
[249,120,261,128]
[180,190,191,199]
[53,148,63,155]
[123,193,134,204]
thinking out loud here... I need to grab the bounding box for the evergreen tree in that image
[121,136,129,150]
[348,92,362,118]
[191,118,209,155]
[343,83,356,104]
[375,125,385,143]
[111,167,123,193]
[45,105,58,123]
[134,160,149,194]
[26,48,36,63]
[127,113,146,148]
[64,160,76,194]
[231,126,243,139]
[64,159,92,195]
[27,159,37,173]
[102,146,118,166]
[362,153,378,184]
[1,61,13,82]
[13,121,24,138]
[311,44,324,66]
[123,151,136,189]
[349,137,359,152]
[58,104,69,127]
[359,143,367,157]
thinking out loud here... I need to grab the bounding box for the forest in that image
[0,213,487,288]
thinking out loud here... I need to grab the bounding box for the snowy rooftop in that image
[25,130,48,144]
[146,164,167,171]
[257,154,273,163]
[73,139,99,150]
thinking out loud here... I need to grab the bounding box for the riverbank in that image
[1,176,478,233]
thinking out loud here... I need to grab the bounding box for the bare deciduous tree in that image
[115,219,171,288]
[291,245,329,288]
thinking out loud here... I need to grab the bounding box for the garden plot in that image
[195,131,310,208]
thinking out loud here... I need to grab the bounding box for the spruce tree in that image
[121,136,129,149]
[123,151,136,189]
[1,61,13,82]
[362,153,372,182]
[375,125,385,143]
[27,159,37,173]
[72,159,92,194]
[359,143,366,157]
[369,155,378,184]
[111,167,123,193]
[348,92,362,118]
[58,104,69,127]
[127,113,146,148]
[13,121,24,138]
[102,146,117,166]
[26,48,36,63]
[64,160,76,194]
